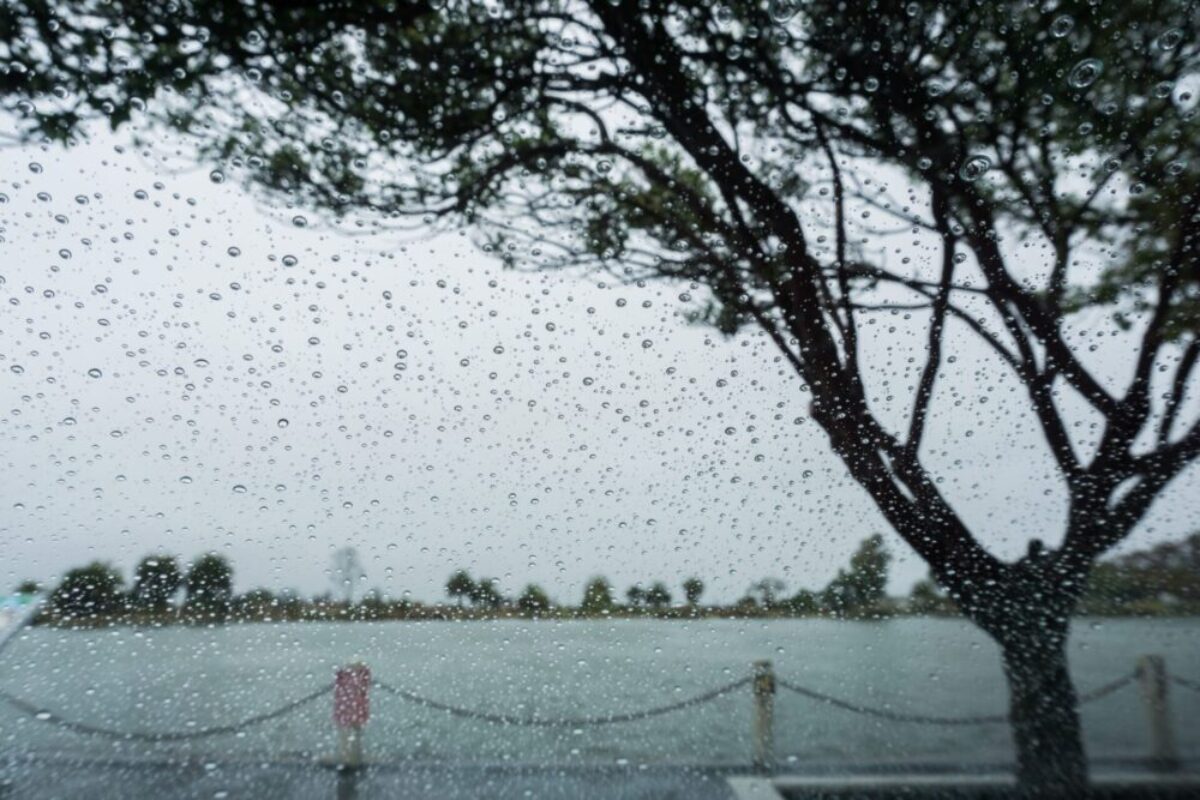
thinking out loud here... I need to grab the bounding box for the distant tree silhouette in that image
[446,570,475,608]
[644,582,673,610]
[823,535,892,615]
[14,580,39,596]
[236,588,276,617]
[470,577,505,609]
[625,585,647,609]
[50,562,124,617]
[750,578,787,608]
[909,577,949,616]
[517,584,551,616]
[184,553,234,618]
[580,577,616,615]
[787,589,820,616]
[682,577,705,606]
[130,555,182,612]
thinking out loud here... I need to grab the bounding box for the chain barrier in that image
[373,677,751,727]
[775,671,1139,726]
[1170,674,1200,693]
[1077,672,1139,704]
[0,668,1185,740]
[0,684,332,742]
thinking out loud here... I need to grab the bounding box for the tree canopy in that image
[5,0,1196,619]
[581,576,616,613]
[49,562,124,617]
[184,553,234,614]
[130,555,183,611]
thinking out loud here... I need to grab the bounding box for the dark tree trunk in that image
[999,626,1087,795]
[966,545,1091,796]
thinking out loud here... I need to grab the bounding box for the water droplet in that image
[232,484,248,494]
[87,368,103,378]
[767,0,801,23]
[1050,15,1074,38]
[281,254,298,267]
[209,169,226,184]
[1157,28,1183,51]
[958,154,992,182]
[291,215,308,228]
[28,162,43,174]
[227,246,241,257]
[1068,58,1103,89]
[277,418,289,428]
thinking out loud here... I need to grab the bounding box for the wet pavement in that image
[0,758,739,800]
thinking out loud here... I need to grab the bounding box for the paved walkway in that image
[0,759,738,800]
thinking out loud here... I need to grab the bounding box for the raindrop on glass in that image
[958,155,992,182]
[1068,58,1103,89]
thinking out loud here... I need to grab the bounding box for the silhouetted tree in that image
[822,536,892,616]
[50,562,124,617]
[625,585,647,609]
[236,588,276,617]
[184,553,234,618]
[470,578,505,609]
[580,577,615,614]
[7,1,1199,790]
[787,589,820,616]
[750,578,787,609]
[14,580,39,595]
[682,577,705,606]
[517,584,551,616]
[360,588,388,614]
[446,570,475,608]
[645,582,673,610]
[909,577,950,616]
[130,555,182,612]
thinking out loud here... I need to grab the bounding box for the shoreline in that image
[30,606,1198,630]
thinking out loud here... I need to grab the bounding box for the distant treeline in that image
[15,532,1200,628]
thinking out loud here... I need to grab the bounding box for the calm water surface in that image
[0,618,1196,767]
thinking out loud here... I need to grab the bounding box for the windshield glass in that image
[1,1,1198,798]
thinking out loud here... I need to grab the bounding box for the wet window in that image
[1,1,1198,797]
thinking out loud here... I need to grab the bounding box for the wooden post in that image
[338,727,363,770]
[752,659,776,772]
[334,662,371,769]
[1137,654,1179,772]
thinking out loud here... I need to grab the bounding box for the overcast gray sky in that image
[2,130,1198,605]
